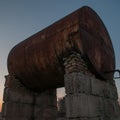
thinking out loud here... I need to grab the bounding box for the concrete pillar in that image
[64,52,120,120]
[1,75,57,120]
[34,89,57,120]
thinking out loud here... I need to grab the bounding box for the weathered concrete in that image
[34,89,57,120]
[64,52,120,120]
[1,75,57,120]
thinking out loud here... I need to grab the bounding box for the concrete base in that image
[63,52,120,120]
[1,75,57,120]
[65,72,120,120]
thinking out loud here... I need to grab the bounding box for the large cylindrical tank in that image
[7,6,115,92]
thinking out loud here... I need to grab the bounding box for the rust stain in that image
[7,6,115,92]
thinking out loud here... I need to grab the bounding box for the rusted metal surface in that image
[78,7,115,80]
[7,6,115,91]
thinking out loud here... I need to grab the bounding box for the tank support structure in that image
[2,75,57,120]
[64,52,120,120]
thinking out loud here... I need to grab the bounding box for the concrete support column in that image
[1,75,34,120]
[34,89,57,120]
[1,75,57,120]
[64,52,120,120]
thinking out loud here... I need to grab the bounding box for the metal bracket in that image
[104,69,120,80]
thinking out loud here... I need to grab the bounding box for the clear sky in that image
[0,0,120,111]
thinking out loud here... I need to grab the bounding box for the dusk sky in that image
[0,0,120,111]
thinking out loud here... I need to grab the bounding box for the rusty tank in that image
[7,6,115,92]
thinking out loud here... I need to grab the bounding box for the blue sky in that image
[0,0,120,109]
